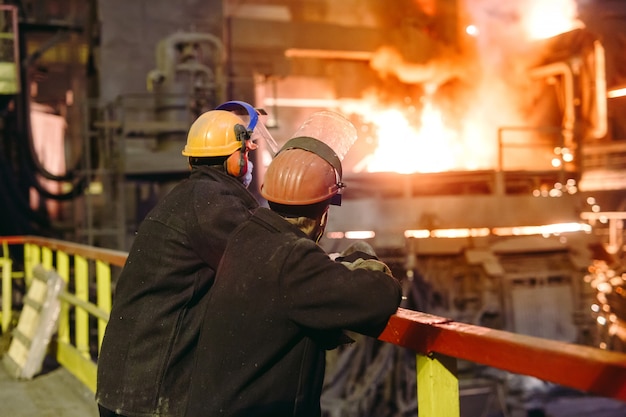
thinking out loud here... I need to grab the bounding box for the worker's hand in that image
[341,258,392,276]
[335,241,392,275]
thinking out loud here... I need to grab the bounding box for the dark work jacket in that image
[96,166,259,417]
[185,207,402,417]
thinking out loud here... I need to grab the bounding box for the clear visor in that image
[215,101,279,154]
[242,113,279,154]
[290,111,357,160]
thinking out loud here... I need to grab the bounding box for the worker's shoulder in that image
[248,207,285,229]
[247,208,311,240]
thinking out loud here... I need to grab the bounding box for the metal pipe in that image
[528,62,575,149]
[284,48,374,61]
[591,40,608,139]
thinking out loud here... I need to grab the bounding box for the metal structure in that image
[1,1,626,414]
[81,31,226,248]
[17,0,621,361]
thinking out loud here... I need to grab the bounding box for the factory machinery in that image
[102,2,626,413]
[1,1,626,415]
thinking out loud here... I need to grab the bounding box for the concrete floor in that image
[0,359,99,417]
[1,356,626,417]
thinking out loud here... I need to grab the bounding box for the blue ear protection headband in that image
[214,100,259,178]
[215,100,259,132]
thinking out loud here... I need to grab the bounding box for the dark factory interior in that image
[0,1,626,416]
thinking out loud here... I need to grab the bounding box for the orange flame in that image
[522,0,584,40]
[364,103,457,173]
[343,0,584,174]
[341,90,504,174]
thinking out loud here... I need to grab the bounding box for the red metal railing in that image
[380,308,626,401]
[2,235,626,415]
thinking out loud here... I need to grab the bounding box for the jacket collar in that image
[250,207,311,240]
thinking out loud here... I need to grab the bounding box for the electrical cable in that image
[9,19,91,200]
[0,148,50,234]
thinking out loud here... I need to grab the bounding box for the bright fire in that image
[363,103,458,173]
[341,86,504,174]
[522,0,584,40]
[343,0,584,174]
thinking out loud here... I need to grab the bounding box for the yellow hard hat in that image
[182,110,246,157]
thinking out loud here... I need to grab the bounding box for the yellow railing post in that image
[41,246,53,270]
[25,243,40,286]
[95,260,111,352]
[74,255,90,359]
[56,250,71,347]
[417,353,460,417]
[1,248,12,333]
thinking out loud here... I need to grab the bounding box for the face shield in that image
[289,110,358,161]
[215,100,279,154]
[280,111,358,206]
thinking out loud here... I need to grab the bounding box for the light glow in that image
[430,228,490,238]
[364,105,458,173]
[326,231,345,239]
[466,25,479,36]
[522,0,584,40]
[402,223,591,240]
[492,222,591,236]
[404,229,431,239]
[608,88,626,99]
[344,230,375,239]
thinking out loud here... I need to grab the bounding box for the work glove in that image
[334,241,392,276]
[340,257,392,276]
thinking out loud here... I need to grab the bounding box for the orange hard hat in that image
[260,139,342,206]
[261,110,357,209]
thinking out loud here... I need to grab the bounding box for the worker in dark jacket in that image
[185,112,403,417]
[96,101,276,417]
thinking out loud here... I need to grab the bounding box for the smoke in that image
[368,46,474,91]
[342,0,584,173]
[464,0,583,69]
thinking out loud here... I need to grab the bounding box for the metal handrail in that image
[2,235,626,415]
[381,309,626,402]
[0,235,125,392]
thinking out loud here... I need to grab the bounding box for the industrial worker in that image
[96,101,277,417]
[184,111,403,417]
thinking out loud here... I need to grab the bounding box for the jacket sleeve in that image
[280,237,402,338]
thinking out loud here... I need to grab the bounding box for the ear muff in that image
[225,149,249,177]
[224,123,251,177]
[215,101,258,178]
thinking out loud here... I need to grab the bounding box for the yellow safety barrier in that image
[0,236,126,393]
[2,235,626,417]
[1,239,25,333]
